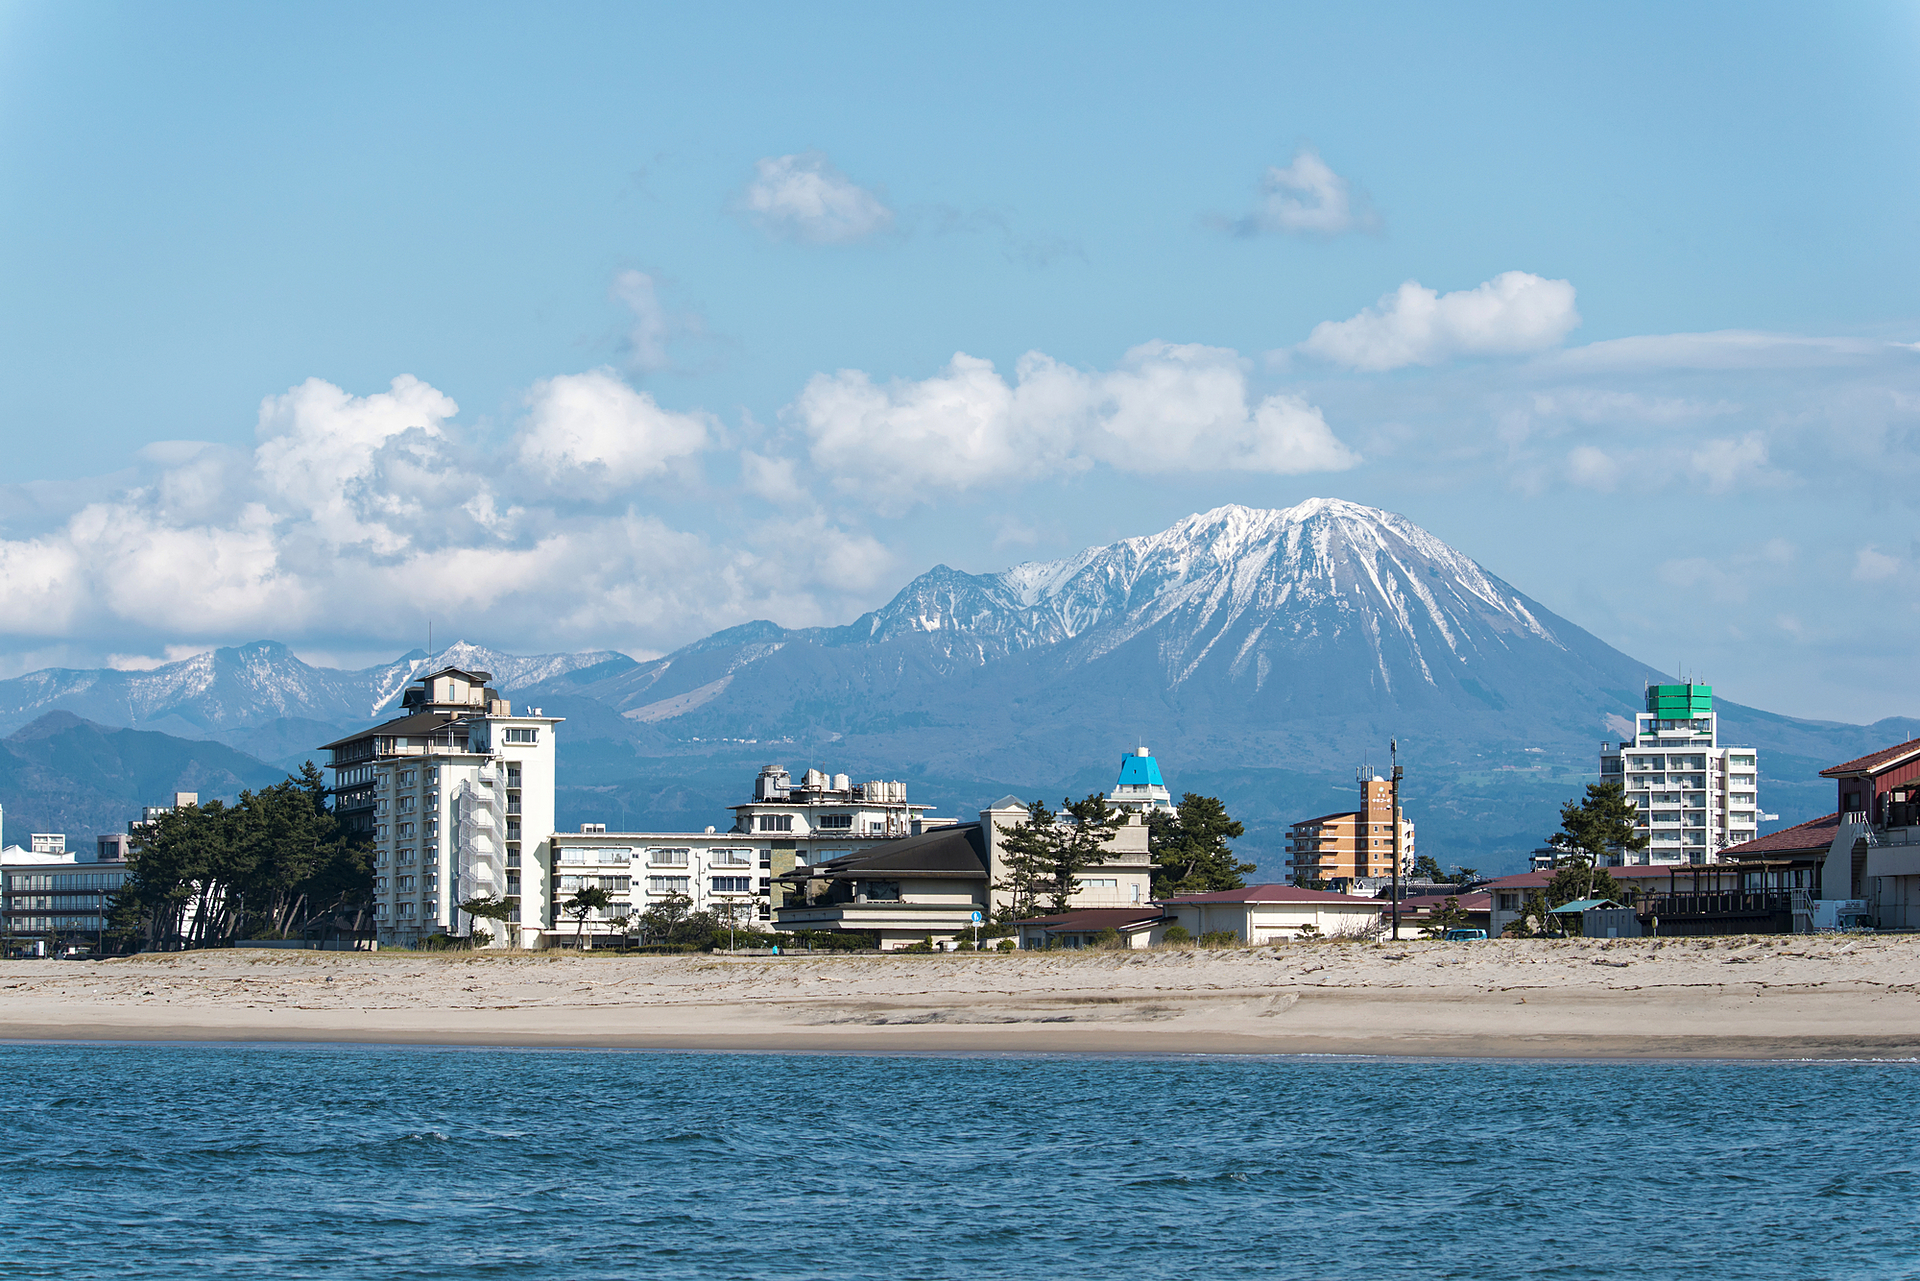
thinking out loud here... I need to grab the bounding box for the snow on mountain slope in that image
[820,500,1564,694]
[0,640,627,736]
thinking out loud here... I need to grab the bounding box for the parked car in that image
[1441,928,1488,941]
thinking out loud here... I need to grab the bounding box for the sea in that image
[0,1043,1915,1280]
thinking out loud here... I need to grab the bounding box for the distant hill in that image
[0,713,288,844]
[2,502,1911,874]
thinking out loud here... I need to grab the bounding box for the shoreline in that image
[2,936,1916,1061]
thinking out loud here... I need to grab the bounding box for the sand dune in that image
[2,935,1917,1058]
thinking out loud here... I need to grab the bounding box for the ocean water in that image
[0,1044,1915,1280]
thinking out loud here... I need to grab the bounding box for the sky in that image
[1,1,1917,723]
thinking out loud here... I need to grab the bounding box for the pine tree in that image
[1546,780,1647,903]
[1148,794,1253,897]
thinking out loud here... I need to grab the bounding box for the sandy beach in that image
[1,935,1916,1059]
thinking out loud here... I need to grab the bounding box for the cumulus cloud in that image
[741,152,893,244]
[516,369,714,490]
[1230,146,1371,236]
[1566,445,1622,492]
[1302,272,1581,371]
[0,374,890,658]
[790,342,1359,509]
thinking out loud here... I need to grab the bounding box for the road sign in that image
[970,911,983,924]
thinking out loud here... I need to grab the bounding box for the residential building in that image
[1598,682,1761,862]
[2,832,132,957]
[773,824,993,948]
[1109,748,1177,817]
[1806,736,1920,928]
[322,665,560,949]
[1482,861,1809,937]
[977,794,1156,912]
[1157,884,1387,943]
[554,763,954,944]
[1013,907,1166,950]
[1283,776,1414,887]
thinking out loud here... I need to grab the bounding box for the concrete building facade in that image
[1599,682,1761,863]
[323,666,560,949]
[1283,776,1414,887]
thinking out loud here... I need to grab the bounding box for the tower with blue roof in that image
[1112,747,1177,816]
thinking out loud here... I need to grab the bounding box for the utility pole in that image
[1390,738,1403,941]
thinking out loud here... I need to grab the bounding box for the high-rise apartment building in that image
[1599,682,1759,864]
[323,665,560,948]
[1283,776,1414,886]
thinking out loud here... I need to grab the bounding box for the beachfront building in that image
[552,764,954,945]
[773,823,993,948]
[977,795,1156,913]
[322,666,561,949]
[1807,736,1920,929]
[1109,748,1177,817]
[1013,906,1167,950]
[1283,777,1415,888]
[0,834,131,957]
[1598,682,1761,863]
[1157,884,1386,943]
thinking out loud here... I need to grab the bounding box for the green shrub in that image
[1160,925,1192,945]
[1091,927,1123,950]
[995,938,1015,952]
[955,940,976,952]
[1198,930,1241,948]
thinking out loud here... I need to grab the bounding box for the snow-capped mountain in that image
[0,639,626,740]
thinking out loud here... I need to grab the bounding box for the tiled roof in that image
[1719,812,1841,857]
[1158,882,1380,905]
[1821,738,1920,779]
[1017,907,1166,930]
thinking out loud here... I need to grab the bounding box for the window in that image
[1082,878,1118,890]
[858,880,900,901]
[758,878,771,892]
[648,876,690,893]
[817,814,852,830]
[757,815,793,832]
[649,848,690,867]
[711,877,752,893]
[399,875,416,891]
[398,822,415,838]
[504,727,538,744]
[710,849,752,867]
[398,848,416,864]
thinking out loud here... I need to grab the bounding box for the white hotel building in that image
[324,666,560,948]
[551,764,948,943]
[1599,682,1761,864]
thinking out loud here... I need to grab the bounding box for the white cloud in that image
[0,374,884,658]
[1232,146,1370,236]
[1567,445,1621,492]
[1689,433,1770,493]
[515,369,713,489]
[611,270,672,373]
[1302,272,1581,371]
[790,342,1358,509]
[742,152,893,245]
[1854,546,1902,581]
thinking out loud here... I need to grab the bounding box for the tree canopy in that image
[995,793,1123,916]
[1544,780,1643,905]
[109,763,371,949]
[1148,794,1252,898]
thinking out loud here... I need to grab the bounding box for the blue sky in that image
[1,1,1917,722]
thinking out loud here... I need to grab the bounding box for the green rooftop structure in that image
[1598,679,1762,865]
[1647,683,1713,720]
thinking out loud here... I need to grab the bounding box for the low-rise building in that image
[773,824,992,948]
[1157,883,1386,942]
[1013,907,1166,950]
[1,832,132,957]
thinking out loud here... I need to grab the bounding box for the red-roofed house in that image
[1157,883,1385,943]
[1810,737,1920,927]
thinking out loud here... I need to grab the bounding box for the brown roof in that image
[1821,738,1920,779]
[1159,882,1381,905]
[1719,812,1840,858]
[319,710,473,751]
[1018,907,1167,930]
